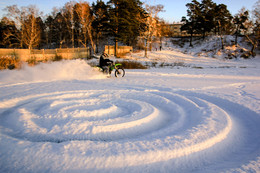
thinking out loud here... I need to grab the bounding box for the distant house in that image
[161,23,188,37]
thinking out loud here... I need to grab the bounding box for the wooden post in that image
[67,48,69,59]
[42,49,45,60]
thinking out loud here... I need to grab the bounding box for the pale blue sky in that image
[0,0,258,23]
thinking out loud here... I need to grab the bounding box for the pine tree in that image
[214,4,232,49]
[53,12,67,48]
[107,0,146,57]
[233,8,249,45]
[182,0,232,47]
[198,0,216,39]
[235,7,258,56]
[181,0,200,47]
[0,17,18,48]
[122,0,146,47]
[92,0,109,53]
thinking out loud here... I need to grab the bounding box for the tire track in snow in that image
[1,87,259,172]
[0,89,231,145]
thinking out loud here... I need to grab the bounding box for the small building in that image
[161,23,188,37]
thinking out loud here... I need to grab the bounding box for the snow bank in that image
[169,35,256,59]
[0,59,106,84]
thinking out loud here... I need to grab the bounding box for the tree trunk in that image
[149,40,152,51]
[202,29,206,40]
[218,21,224,50]
[86,25,95,54]
[251,44,256,57]
[221,36,224,50]
[235,33,238,46]
[144,39,148,58]
[115,40,118,57]
[115,1,119,58]
[235,26,239,46]
[245,35,258,57]
[72,26,74,48]
[95,33,99,53]
[190,31,193,47]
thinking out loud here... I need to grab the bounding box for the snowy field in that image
[0,48,260,172]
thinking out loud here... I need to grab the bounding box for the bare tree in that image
[62,1,76,48]
[141,4,164,57]
[23,6,42,50]
[3,5,26,48]
[74,2,95,52]
[4,5,42,49]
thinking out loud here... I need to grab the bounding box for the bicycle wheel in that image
[115,68,125,77]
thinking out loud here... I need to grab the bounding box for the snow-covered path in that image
[0,52,260,172]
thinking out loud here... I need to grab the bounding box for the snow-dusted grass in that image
[0,47,259,172]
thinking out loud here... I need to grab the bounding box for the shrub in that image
[0,56,21,70]
[115,60,147,69]
[26,56,38,66]
[52,54,63,61]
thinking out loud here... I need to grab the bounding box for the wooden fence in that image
[104,45,133,56]
[0,47,91,61]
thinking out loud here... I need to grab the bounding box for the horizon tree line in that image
[0,0,259,56]
[0,0,156,57]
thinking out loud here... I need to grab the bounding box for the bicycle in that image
[97,62,125,77]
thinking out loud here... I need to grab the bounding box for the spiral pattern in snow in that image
[0,89,233,166]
